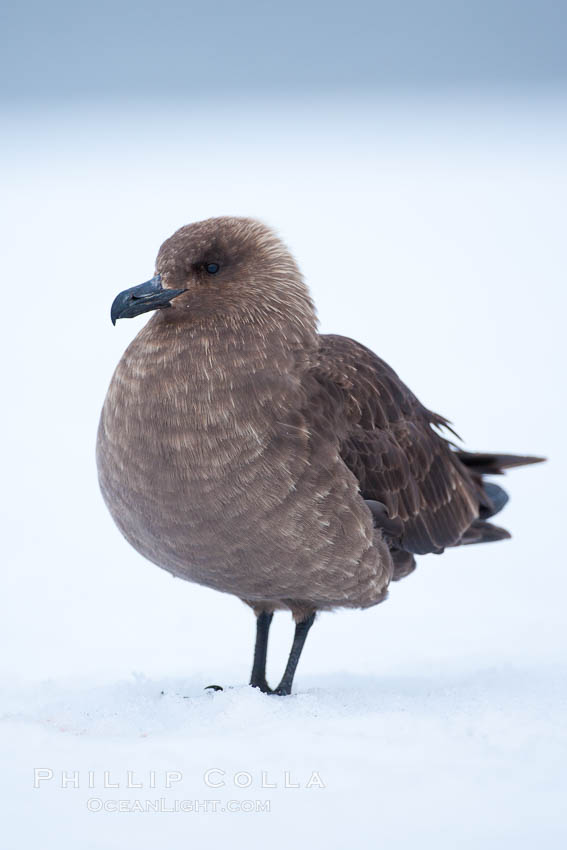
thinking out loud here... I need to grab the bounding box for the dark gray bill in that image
[110,274,187,325]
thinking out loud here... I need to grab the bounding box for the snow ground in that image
[3,665,566,848]
[1,95,566,848]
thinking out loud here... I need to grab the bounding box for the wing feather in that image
[311,334,480,555]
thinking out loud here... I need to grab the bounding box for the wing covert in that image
[310,334,480,555]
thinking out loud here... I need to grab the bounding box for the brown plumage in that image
[97,216,544,694]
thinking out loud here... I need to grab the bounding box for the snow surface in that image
[1,95,565,848]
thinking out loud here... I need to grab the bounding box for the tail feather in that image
[461,520,512,545]
[456,451,545,475]
[455,450,544,545]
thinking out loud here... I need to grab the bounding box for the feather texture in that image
[97,217,544,620]
[308,334,542,555]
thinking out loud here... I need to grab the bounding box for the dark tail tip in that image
[457,451,546,475]
[502,454,547,468]
[462,520,512,545]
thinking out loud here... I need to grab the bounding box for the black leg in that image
[273,613,316,696]
[250,611,273,693]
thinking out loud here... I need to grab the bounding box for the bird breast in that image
[96,318,380,604]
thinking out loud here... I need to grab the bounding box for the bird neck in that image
[147,307,318,374]
[123,312,317,429]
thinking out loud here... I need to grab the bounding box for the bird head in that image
[110,217,317,341]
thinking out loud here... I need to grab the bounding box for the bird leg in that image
[250,611,274,693]
[272,613,316,696]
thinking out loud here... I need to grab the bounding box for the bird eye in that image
[205,263,220,274]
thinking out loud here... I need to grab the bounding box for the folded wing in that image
[311,334,482,555]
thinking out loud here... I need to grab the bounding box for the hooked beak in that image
[110,274,187,325]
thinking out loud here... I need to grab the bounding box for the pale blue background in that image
[2,0,566,102]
